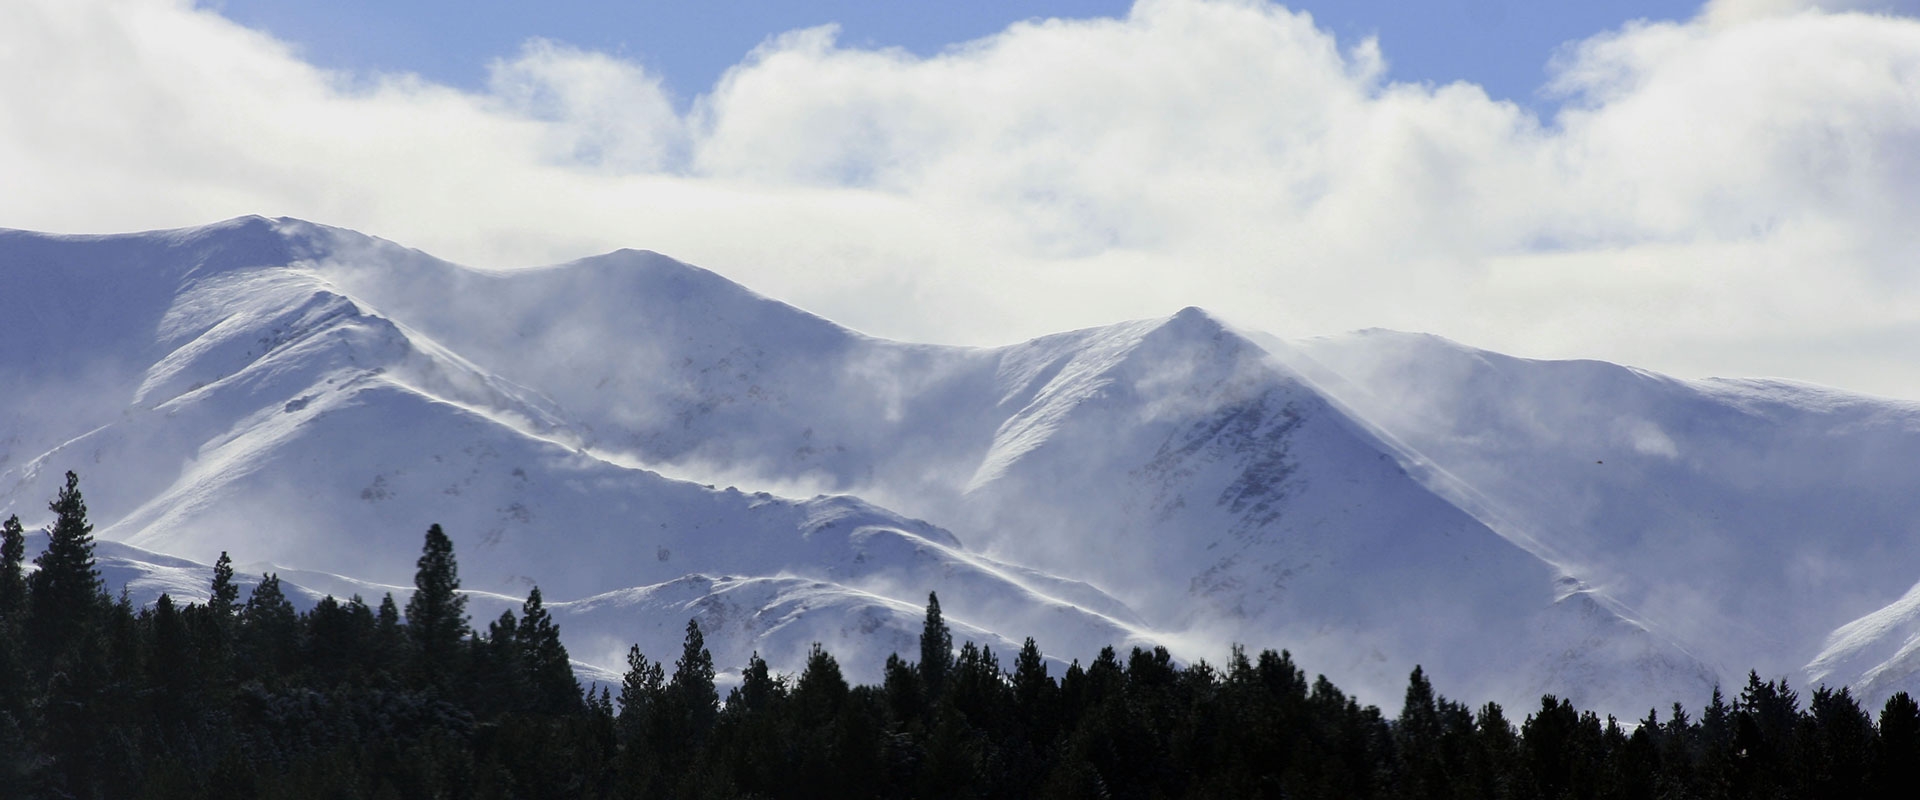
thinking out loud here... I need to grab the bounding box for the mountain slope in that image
[0,218,1148,684]
[275,221,1719,711]
[17,216,1901,714]
[1291,329,1920,698]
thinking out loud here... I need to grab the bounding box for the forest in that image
[3,472,1920,799]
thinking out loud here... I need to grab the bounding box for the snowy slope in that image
[0,218,1146,684]
[15,216,1902,715]
[1292,329,1920,703]
[75,540,1101,689]
[931,309,1714,710]
[269,221,1720,710]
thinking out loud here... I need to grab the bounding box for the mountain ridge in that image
[4,216,1911,716]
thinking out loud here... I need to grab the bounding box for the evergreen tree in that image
[793,642,849,727]
[1012,636,1058,743]
[471,608,527,716]
[375,591,408,676]
[882,652,925,725]
[735,651,782,715]
[517,586,580,714]
[669,618,718,739]
[617,644,668,796]
[209,550,239,617]
[1875,691,1920,799]
[0,515,25,621]
[1805,684,1872,798]
[1523,695,1583,799]
[790,643,860,795]
[404,524,468,689]
[26,471,102,668]
[304,594,374,687]
[919,591,953,699]
[0,516,25,767]
[1396,665,1446,797]
[146,593,196,719]
[618,645,666,736]
[240,573,299,681]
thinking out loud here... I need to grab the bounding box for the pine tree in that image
[0,515,25,622]
[1396,665,1446,796]
[793,642,849,727]
[1876,691,1920,799]
[1012,636,1057,741]
[617,644,668,796]
[517,586,580,714]
[0,516,25,753]
[305,594,375,686]
[735,651,782,714]
[919,591,953,698]
[669,618,718,739]
[147,593,195,718]
[1806,684,1872,798]
[27,471,102,666]
[240,573,299,680]
[618,645,666,735]
[405,524,468,689]
[882,652,925,724]
[209,551,239,617]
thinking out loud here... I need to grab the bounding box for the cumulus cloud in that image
[1699,0,1920,26]
[3,0,1920,397]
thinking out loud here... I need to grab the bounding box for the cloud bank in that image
[3,0,1919,396]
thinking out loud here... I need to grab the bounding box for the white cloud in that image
[4,0,1920,397]
[1699,0,1920,27]
[486,39,686,173]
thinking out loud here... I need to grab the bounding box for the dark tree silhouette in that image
[404,523,468,689]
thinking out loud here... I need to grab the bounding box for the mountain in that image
[1291,329,1920,699]
[2,215,1908,716]
[0,217,1148,689]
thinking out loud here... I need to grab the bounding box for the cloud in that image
[4,0,1920,397]
[1699,0,1920,26]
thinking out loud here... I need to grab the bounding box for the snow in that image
[1293,328,1920,704]
[6,215,1913,714]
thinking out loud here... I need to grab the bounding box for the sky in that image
[4,0,1920,398]
[202,0,1703,115]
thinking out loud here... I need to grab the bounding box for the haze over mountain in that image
[4,216,1916,717]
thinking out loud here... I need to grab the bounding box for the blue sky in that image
[205,0,1700,113]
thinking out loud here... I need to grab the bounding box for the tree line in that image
[3,472,1920,798]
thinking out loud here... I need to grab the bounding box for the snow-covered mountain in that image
[2,216,1911,717]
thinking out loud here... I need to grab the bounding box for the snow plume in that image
[6,0,1920,396]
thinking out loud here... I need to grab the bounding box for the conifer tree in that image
[0,515,25,621]
[472,608,526,716]
[305,594,373,685]
[1396,665,1445,796]
[919,591,953,698]
[1877,692,1920,799]
[405,524,468,688]
[147,594,195,716]
[209,551,239,617]
[793,642,849,727]
[241,573,299,679]
[882,652,925,724]
[618,645,665,735]
[1806,684,1872,798]
[670,618,718,738]
[27,471,101,664]
[617,644,668,796]
[517,586,580,714]
[735,651,781,715]
[1013,636,1056,736]
[0,516,25,746]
